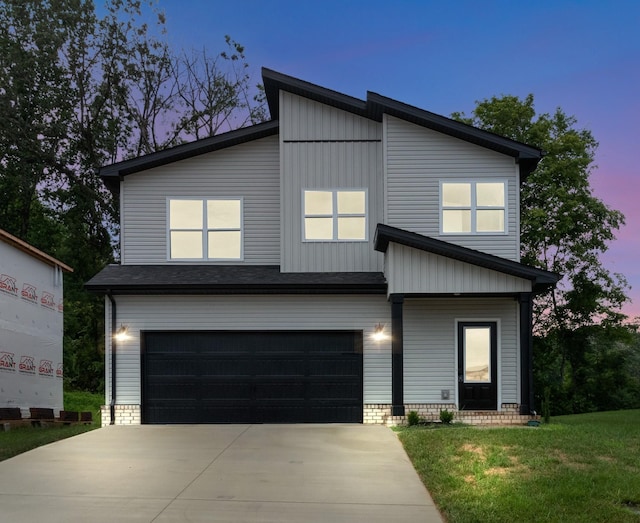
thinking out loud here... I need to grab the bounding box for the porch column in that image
[518,293,534,415]
[391,294,405,416]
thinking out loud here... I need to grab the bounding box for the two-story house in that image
[86,69,559,426]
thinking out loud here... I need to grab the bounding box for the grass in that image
[398,410,640,523]
[0,391,103,462]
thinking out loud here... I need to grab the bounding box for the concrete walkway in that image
[0,424,443,522]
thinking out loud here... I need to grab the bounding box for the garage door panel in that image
[255,357,305,376]
[200,358,252,376]
[255,382,306,399]
[146,356,200,376]
[200,381,252,400]
[142,331,363,424]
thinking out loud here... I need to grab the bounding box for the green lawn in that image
[398,410,640,523]
[0,391,103,462]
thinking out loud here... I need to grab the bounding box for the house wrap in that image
[0,229,72,417]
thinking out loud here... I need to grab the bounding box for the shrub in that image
[407,410,420,426]
[439,409,454,424]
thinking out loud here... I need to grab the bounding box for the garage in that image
[141,330,363,423]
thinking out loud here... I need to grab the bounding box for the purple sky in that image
[152,0,640,319]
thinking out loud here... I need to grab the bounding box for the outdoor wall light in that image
[372,323,387,342]
[114,324,129,342]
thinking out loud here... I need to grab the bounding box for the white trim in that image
[439,179,508,236]
[301,188,369,242]
[166,197,245,261]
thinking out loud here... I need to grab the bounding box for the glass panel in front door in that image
[464,326,491,383]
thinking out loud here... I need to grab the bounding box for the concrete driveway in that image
[0,424,443,522]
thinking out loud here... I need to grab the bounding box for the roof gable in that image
[98,68,542,193]
[0,229,73,272]
[100,121,279,195]
[263,68,542,178]
[374,224,559,293]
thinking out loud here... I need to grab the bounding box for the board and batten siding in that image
[280,91,381,142]
[120,136,280,265]
[105,294,392,406]
[384,115,521,261]
[386,243,532,296]
[403,297,520,406]
[280,92,384,273]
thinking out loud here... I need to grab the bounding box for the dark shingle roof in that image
[85,265,387,295]
[374,224,560,293]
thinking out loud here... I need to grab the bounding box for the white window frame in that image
[439,180,508,235]
[302,189,368,242]
[166,197,244,261]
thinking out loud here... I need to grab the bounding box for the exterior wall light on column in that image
[372,323,387,342]
[114,324,129,342]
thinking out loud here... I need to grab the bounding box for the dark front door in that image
[458,322,497,410]
[142,330,363,424]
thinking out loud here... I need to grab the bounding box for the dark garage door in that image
[142,331,363,423]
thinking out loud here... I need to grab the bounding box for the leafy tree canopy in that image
[0,0,265,391]
[453,95,637,414]
[452,94,628,333]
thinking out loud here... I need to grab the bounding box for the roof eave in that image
[99,120,280,195]
[366,92,542,179]
[85,283,387,295]
[262,67,368,120]
[0,229,73,272]
[374,223,560,293]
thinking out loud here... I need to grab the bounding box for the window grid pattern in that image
[440,181,507,234]
[303,190,367,242]
[168,198,243,260]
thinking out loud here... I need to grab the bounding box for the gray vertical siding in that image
[385,115,520,261]
[280,92,384,272]
[386,243,532,295]
[403,297,520,406]
[121,136,280,265]
[280,91,381,141]
[111,294,392,406]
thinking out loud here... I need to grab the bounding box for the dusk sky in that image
[150,0,639,318]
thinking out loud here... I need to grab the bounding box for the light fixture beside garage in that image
[372,323,387,342]
[114,324,130,341]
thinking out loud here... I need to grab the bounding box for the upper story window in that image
[440,181,507,234]
[303,190,367,241]
[168,198,243,260]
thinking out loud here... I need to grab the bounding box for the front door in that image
[458,322,497,410]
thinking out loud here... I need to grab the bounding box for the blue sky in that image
[149,0,640,318]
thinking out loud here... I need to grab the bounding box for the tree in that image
[0,0,74,238]
[452,95,634,413]
[0,0,266,392]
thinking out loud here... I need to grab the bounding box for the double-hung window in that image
[303,190,367,241]
[168,198,243,260]
[440,181,507,234]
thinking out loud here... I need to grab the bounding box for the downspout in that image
[107,293,117,425]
